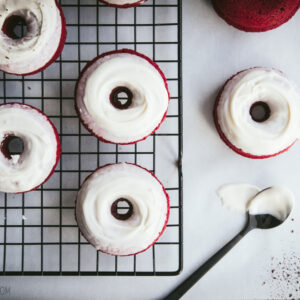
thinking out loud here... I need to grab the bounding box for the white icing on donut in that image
[217,184,294,221]
[76,163,169,256]
[76,51,169,144]
[217,68,300,156]
[0,0,63,75]
[0,103,59,193]
[101,0,145,7]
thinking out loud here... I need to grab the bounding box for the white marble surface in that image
[2,0,300,299]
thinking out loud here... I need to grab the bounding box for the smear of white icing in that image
[217,184,294,221]
[217,184,260,212]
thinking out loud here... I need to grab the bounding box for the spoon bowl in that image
[253,213,283,229]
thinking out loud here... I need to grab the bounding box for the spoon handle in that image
[164,225,252,300]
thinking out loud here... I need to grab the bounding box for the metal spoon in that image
[164,213,284,300]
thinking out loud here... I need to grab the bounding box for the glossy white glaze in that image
[0,0,62,74]
[76,163,169,255]
[217,68,300,156]
[0,104,58,193]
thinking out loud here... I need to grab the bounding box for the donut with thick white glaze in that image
[0,0,67,76]
[214,67,300,159]
[0,103,61,193]
[75,163,170,256]
[75,49,170,145]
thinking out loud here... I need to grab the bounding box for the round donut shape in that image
[75,49,170,145]
[0,103,61,193]
[212,0,300,32]
[75,163,170,256]
[0,0,67,76]
[214,67,300,159]
[99,0,147,8]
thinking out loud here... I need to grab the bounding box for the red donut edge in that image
[75,163,170,256]
[98,0,146,8]
[213,69,297,159]
[0,102,61,194]
[212,0,300,32]
[75,48,170,145]
[1,1,67,76]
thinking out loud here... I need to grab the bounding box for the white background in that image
[2,0,300,299]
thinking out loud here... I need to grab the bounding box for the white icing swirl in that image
[76,51,169,144]
[217,184,294,221]
[76,163,169,256]
[0,0,63,75]
[0,103,59,193]
[216,68,300,156]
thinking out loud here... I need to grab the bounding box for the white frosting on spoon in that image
[217,184,294,221]
[216,68,300,156]
[0,0,63,75]
[248,187,294,222]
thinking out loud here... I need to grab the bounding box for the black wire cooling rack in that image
[0,0,182,276]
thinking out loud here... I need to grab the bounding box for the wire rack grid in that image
[0,0,182,276]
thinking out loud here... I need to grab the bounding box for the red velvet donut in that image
[212,0,300,32]
[214,68,300,159]
[75,49,170,145]
[75,163,170,256]
[0,103,61,193]
[0,0,67,76]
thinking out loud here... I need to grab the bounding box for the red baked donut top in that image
[213,0,300,32]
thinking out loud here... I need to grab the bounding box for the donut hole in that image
[111,198,134,221]
[2,15,28,40]
[250,101,271,123]
[1,135,24,160]
[110,87,133,110]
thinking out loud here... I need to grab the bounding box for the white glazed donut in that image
[99,0,146,8]
[0,103,61,193]
[0,0,66,76]
[214,67,300,159]
[75,49,170,145]
[76,163,169,256]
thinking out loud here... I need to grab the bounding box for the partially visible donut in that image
[0,103,61,193]
[214,67,300,159]
[75,163,170,256]
[99,0,146,8]
[0,0,67,76]
[212,0,300,32]
[75,49,170,145]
